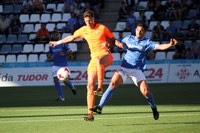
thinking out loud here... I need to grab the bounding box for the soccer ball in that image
[57,67,71,81]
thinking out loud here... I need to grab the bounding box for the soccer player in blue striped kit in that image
[47,43,77,101]
[90,23,178,120]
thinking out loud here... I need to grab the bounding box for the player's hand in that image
[170,38,178,46]
[49,41,57,47]
[117,42,124,49]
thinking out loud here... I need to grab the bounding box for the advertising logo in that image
[176,67,191,81]
[0,73,13,82]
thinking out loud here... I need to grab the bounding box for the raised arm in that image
[114,38,124,49]
[49,35,75,47]
[155,38,178,50]
[108,37,124,49]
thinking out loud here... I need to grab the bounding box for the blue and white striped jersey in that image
[121,35,158,70]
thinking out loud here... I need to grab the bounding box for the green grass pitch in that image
[0,83,200,133]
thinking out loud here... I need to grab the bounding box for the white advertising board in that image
[168,64,200,83]
[0,63,199,87]
[0,67,53,86]
[144,64,169,83]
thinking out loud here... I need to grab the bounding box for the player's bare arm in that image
[107,37,124,49]
[114,39,124,49]
[49,35,75,47]
[155,38,178,50]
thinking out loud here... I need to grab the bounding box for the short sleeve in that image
[121,36,129,44]
[104,26,114,39]
[73,27,84,39]
[146,39,159,51]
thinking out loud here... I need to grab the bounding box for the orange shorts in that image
[87,54,113,74]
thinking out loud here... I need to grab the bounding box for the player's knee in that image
[87,84,94,91]
[109,81,117,88]
[140,88,148,97]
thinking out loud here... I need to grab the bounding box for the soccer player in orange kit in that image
[49,9,124,121]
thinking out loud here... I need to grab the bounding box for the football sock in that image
[97,64,105,90]
[55,81,64,98]
[98,86,114,109]
[145,92,157,110]
[87,89,95,115]
[65,80,75,90]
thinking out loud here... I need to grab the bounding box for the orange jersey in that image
[73,24,114,58]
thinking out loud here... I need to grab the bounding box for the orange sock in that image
[97,64,105,90]
[87,89,94,115]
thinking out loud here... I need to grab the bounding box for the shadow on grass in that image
[0,113,84,119]
[1,109,199,119]
[0,84,200,107]
[95,109,200,116]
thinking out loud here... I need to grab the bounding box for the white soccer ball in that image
[57,67,71,81]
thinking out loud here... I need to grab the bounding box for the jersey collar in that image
[133,35,145,41]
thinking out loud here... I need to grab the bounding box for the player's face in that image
[135,26,146,39]
[84,17,95,29]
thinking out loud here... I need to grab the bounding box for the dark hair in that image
[83,8,95,18]
[137,23,148,31]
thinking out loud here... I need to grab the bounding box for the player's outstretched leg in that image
[94,64,105,96]
[91,86,115,114]
[64,80,77,95]
[145,92,159,120]
[54,81,65,101]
